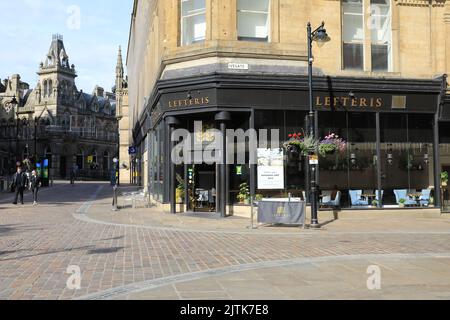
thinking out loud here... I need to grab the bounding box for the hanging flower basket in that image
[283,132,319,157]
[319,133,347,157]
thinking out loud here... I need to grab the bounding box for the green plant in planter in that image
[399,198,406,207]
[175,174,185,203]
[372,200,379,207]
[255,194,264,201]
[237,183,250,204]
[441,171,449,186]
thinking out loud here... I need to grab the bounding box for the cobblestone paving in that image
[1,182,450,300]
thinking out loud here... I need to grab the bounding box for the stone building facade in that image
[126,0,450,213]
[0,35,120,180]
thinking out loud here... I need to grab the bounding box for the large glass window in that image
[319,112,378,208]
[380,114,435,207]
[370,0,392,71]
[181,0,206,46]
[342,0,364,70]
[237,0,270,42]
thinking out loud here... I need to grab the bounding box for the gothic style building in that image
[0,34,122,180]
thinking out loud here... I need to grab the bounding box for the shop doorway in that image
[442,165,450,212]
[60,156,67,178]
[188,164,216,212]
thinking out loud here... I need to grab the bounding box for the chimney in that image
[93,85,104,97]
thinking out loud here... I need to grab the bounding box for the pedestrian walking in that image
[11,167,28,205]
[29,170,42,206]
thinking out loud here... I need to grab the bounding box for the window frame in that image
[237,0,271,42]
[341,0,365,71]
[180,0,207,46]
[341,0,393,72]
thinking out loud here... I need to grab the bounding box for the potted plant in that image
[283,131,319,157]
[175,174,185,203]
[398,198,406,208]
[319,133,347,157]
[441,171,448,187]
[371,200,379,208]
[237,183,250,204]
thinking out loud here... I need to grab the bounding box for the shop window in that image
[76,149,84,170]
[342,0,364,70]
[237,0,270,42]
[180,0,206,46]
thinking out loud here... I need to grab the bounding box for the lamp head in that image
[312,22,331,47]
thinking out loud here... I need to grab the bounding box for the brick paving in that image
[1,182,450,300]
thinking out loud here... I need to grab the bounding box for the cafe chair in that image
[394,189,416,206]
[321,191,332,204]
[323,191,341,208]
[419,189,431,207]
[375,190,384,202]
[349,190,369,206]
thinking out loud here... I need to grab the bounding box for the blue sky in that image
[0,0,133,93]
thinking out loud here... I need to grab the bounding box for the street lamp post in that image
[307,22,330,229]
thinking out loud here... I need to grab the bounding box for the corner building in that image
[127,0,450,215]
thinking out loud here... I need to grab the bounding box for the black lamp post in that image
[307,22,330,228]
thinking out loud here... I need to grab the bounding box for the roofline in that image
[126,0,138,67]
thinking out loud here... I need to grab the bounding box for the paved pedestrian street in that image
[1,182,450,300]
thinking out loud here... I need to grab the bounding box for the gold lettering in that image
[360,98,368,107]
[370,98,375,108]
[325,97,331,107]
[205,97,210,104]
[333,97,340,107]
[376,98,383,108]
[195,98,200,105]
[169,101,173,108]
[352,98,358,107]
[341,97,349,107]
[316,97,323,107]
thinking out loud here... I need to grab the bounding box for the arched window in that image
[48,80,53,97]
[43,80,48,97]
[103,151,110,171]
[76,149,84,170]
[45,146,52,169]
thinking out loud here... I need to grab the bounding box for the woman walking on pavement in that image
[29,170,42,206]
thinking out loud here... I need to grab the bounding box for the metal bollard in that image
[248,195,258,230]
[112,186,118,212]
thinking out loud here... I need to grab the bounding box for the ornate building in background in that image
[114,46,131,184]
[0,34,119,180]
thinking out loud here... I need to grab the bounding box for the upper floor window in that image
[342,0,392,72]
[342,0,364,70]
[370,0,392,72]
[237,0,270,42]
[181,0,206,46]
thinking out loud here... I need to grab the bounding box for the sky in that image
[0,0,133,93]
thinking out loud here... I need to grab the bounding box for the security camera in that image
[349,91,356,100]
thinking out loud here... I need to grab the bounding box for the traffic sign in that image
[129,146,137,155]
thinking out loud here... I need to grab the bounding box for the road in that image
[1,182,450,300]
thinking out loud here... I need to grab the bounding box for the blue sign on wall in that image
[129,146,137,155]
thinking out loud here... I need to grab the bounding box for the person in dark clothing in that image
[12,167,28,205]
[29,170,42,205]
